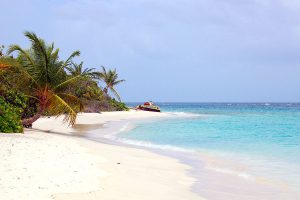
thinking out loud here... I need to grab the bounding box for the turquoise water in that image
[122,103,300,187]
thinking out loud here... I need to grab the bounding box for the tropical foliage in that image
[0,31,127,133]
[109,99,129,111]
[0,96,23,133]
[4,31,83,126]
[96,66,125,101]
[66,61,96,78]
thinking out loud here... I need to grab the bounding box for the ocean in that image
[119,103,300,193]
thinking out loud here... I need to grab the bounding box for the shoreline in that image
[2,111,300,200]
[91,113,300,200]
[0,111,205,200]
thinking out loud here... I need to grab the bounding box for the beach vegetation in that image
[0,31,128,131]
[3,31,83,126]
[0,96,23,133]
[96,66,125,102]
[109,98,129,111]
[66,61,97,78]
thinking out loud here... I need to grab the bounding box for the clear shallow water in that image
[123,103,300,188]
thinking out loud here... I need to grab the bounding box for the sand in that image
[0,111,205,200]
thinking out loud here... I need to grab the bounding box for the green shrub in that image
[3,90,37,119]
[4,90,27,109]
[109,99,129,111]
[0,96,23,133]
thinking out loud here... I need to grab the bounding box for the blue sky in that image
[1,0,300,102]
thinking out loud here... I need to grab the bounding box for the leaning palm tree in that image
[65,61,96,78]
[96,66,125,101]
[0,31,83,126]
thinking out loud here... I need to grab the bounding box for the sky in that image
[1,0,300,102]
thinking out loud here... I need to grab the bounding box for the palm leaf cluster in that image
[96,66,125,101]
[0,31,126,127]
[66,62,96,78]
[1,31,82,125]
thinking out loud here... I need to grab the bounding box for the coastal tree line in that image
[0,31,127,133]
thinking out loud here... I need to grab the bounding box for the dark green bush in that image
[109,99,129,111]
[4,90,27,108]
[3,90,37,119]
[0,96,23,133]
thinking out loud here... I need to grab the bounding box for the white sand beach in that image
[0,111,205,200]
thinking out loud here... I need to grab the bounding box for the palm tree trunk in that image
[21,112,41,126]
[21,105,45,127]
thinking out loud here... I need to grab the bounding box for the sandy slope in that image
[0,111,205,200]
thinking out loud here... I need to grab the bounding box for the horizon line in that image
[125,101,300,104]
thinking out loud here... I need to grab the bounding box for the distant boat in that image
[136,101,161,112]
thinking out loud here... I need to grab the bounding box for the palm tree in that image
[65,61,96,78]
[0,31,83,126]
[96,66,125,101]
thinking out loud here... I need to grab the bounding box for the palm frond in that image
[66,61,96,78]
[113,79,125,85]
[101,66,107,74]
[65,50,80,64]
[109,87,121,102]
[49,94,78,125]
[53,75,82,91]
[56,50,80,75]
[24,31,48,66]
[56,93,84,111]
[7,45,35,67]
[95,66,125,101]
[46,42,55,63]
